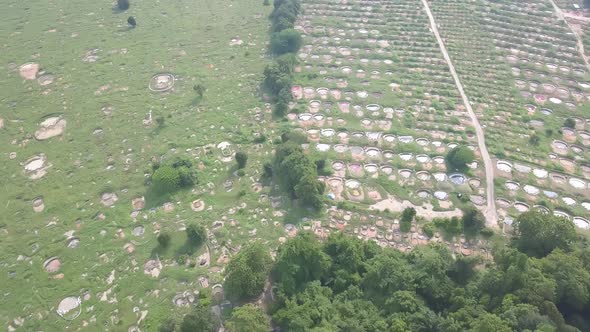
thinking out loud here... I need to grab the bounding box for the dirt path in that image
[370,196,463,219]
[548,0,590,73]
[421,0,498,228]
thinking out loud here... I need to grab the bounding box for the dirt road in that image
[548,0,590,73]
[421,0,498,227]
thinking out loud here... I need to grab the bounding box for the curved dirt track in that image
[421,0,498,227]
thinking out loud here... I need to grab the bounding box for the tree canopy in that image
[225,304,270,332]
[224,242,273,301]
[446,146,475,171]
[512,211,577,257]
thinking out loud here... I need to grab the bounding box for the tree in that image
[117,0,130,10]
[235,151,248,169]
[157,232,171,248]
[294,174,325,209]
[186,223,206,247]
[462,206,485,235]
[529,134,540,146]
[226,304,270,332]
[180,306,216,332]
[270,29,303,55]
[275,232,331,295]
[224,242,272,301]
[152,166,180,193]
[446,146,475,171]
[158,319,176,332]
[470,313,512,332]
[564,118,576,128]
[127,16,136,27]
[400,207,416,232]
[512,211,576,257]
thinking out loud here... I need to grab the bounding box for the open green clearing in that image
[0,0,287,329]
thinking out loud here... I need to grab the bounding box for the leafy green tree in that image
[270,29,303,55]
[470,313,512,332]
[152,166,180,193]
[446,146,475,171]
[538,249,590,310]
[400,207,416,232]
[564,118,576,128]
[226,304,270,332]
[512,211,576,257]
[180,305,216,332]
[275,232,331,295]
[362,251,416,308]
[235,151,248,169]
[294,174,325,209]
[462,206,485,235]
[224,242,272,301]
[273,281,337,331]
[186,223,206,247]
[157,232,171,248]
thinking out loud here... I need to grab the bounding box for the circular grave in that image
[496,160,512,172]
[34,116,66,141]
[398,169,412,179]
[568,177,586,189]
[416,171,431,181]
[380,165,393,174]
[132,225,145,237]
[554,210,571,220]
[19,62,40,80]
[523,185,540,195]
[433,173,447,182]
[365,147,381,158]
[416,154,430,163]
[496,198,512,208]
[505,181,520,191]
[57,297,81,320]
[24,154,50,179]
[514,202,530,212]
[191,200,205,212]
[149,73,174,92]
[100,193,118,207]
[434,191,448,200]
[468,178,481,188]
[37,74,55,86]
[573,217,590,229]
[364,164,378,173]
[334,144,347,153]
[67,237,80,249]
[43,257,61,273]
[316,143,330,152]
[298,113,312,121]
[32,197,45,213]
[417,190,431,199]
[562,197,577,206]
[366,104,381,112]
[449,174,466,185]
[533,168,548,178]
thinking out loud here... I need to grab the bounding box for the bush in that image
[399,207,416,232]
[564,118,576,128]
[235,152,248,169]
[422,223,436,238]
[117,0,130,10]
[157,232,171,248]
[263,162,273,177]
[127,16,136,27]
[152,166,180,193]
[270,29,302,55]
[446,146,475,171]
[186,223,207,247]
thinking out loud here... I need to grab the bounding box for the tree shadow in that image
[144,187,171,209]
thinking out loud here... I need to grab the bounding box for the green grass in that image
[0,0,289,329]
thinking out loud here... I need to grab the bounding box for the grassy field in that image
[0,0,290,329]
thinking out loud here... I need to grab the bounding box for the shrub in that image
[446,146,475,171]
[152,166,180,193]
[127,16,136,27]
[564,118,576,128]
[235,152,248,169]
[270,29,302,55]
[186,223,207,247]
[117,0,130,10]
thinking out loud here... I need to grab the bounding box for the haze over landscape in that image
[1,0,590,331]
